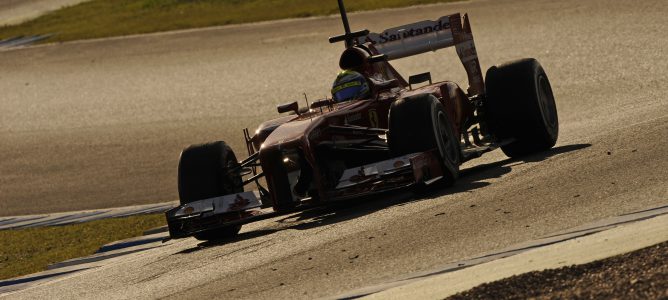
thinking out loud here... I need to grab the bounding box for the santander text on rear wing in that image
[356,14,484,96]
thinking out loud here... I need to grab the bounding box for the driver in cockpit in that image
[331,46,400,102]
[330,70,371,102]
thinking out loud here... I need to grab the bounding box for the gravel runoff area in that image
[449,241,668,300]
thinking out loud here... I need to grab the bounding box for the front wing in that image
[165,150,443,239]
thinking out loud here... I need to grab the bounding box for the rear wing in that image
[355,14,484,96]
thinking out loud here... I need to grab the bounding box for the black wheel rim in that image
[437,111,459,164]
[537,75,558,136]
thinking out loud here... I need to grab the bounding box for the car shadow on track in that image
[177,229,282,254]
[185,143,591,251]
[424,143,592,199]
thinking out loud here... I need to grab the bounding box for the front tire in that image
[177,141,243,241]
[388,94,460,187]
[484,58,559,158]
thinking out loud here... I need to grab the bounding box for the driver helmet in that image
[331,70,370,102]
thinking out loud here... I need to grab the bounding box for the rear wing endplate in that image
[355,13,484,96]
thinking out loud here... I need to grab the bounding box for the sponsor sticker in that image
[358,17,452,45]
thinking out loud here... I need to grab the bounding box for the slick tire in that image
[178,141,243,241]
[388,94,460,187]
[484,58,559,158]
[178,141,243,204]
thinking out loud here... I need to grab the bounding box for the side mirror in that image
[310,99,331,110]
[277,101,299,115]
[408,72,432,90]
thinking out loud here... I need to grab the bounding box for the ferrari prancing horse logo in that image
[368,109,379,128]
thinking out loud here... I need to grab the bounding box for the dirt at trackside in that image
[448,241,668,300]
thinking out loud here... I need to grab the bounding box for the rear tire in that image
[177,141,243,241]
[388,94,460,187]
[484,58,559,158]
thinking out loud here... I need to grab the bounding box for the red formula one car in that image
[165,0,558,241]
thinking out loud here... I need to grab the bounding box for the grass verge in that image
[0,213,165,280]
[0,0,457,43]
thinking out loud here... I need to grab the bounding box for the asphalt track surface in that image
[0,0,666,298]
